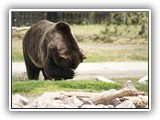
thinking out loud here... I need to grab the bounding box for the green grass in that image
[12,51,24,62]
[12,77,148,96]
[12,39,24,62]
[71,24,105,42]
[12,80,123,96]
[82,43,148,62]
[135,83,148,94]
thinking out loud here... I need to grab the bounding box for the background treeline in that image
[12,11,148,26]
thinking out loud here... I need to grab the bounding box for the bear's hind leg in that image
[23,52,40,80]
[26,65,40,80]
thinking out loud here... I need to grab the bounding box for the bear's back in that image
[23,20,55,67]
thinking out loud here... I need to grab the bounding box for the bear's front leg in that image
[44,61,74,80]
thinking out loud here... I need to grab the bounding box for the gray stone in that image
[42,92,62,100]
[111,98,121,106]
[12,94,28,108]
[32,96,52,108]
[105,105,114,108]
[81,98,93,105]
[57,92,68,103]
[124,80,137,91]
[96,104,114,108]
[96,76,116,83]
[67,96,83,108]
[46,103,64,108]
[30,92,66,108]
[81,104,97,108]
[115,100,136,108]
[137,75,148,84]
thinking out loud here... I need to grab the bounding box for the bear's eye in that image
[59,54,72,61]
[59,54,68,60]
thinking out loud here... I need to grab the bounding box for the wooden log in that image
[91,88,140,105]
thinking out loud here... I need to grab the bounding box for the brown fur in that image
[23,20,86,80]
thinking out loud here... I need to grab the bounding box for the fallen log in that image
[91,88,143,105]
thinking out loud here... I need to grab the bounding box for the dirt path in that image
[12,62,148,79]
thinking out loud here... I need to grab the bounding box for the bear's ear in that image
[55,22,71,32]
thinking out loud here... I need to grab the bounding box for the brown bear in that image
[23,20,87,80]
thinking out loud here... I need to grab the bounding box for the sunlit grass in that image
[12,79,122,96]
[82,44,148,62]
[12,77,148,96]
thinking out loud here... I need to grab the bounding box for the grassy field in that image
[72,24,148,43]
[80,43,148,62]
[12,24,148,62]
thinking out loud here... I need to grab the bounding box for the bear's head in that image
[49,21,87,70]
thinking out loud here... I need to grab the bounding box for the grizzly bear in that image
[23,20,87,80]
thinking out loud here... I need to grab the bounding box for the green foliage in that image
[100,12,149,43]
[105,12,148,26]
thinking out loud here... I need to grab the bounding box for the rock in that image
[46,103,66,108]
[11,91,148,109]
[96,76,116,83]
[56,92,68,104]
[12,104,22,108]
[42,92,62,100]
[32,96,52,108]
[105,105,114,108]
[81,104,97,108]
[96,104,107,108]
[137,75,148,84]
[111,98,121,106]
[12,94,29,108]
[115,100,136,108]
[80,104,114,108]
[81,98,93,105]
[124,80,137,91]
[67,96,83,108]
[96,104,114,108]
[123,96,148,108]
[31,92,62,108]
[20,96,28,105]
